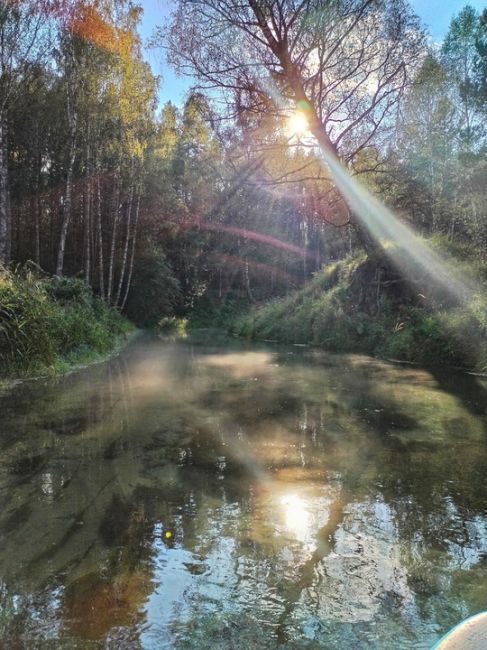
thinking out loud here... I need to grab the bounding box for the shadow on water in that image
[0,333,487,648]
[428,365,487,423]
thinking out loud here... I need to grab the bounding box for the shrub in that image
[157,316,187,337]
[0,268,132,376]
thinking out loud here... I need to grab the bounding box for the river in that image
[1,333,487,648]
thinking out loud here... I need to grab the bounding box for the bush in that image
[44,277,92,305]
[0,268,132,376]
[156,316,187,337]
[124,246,181,327]
[0,270,58,370]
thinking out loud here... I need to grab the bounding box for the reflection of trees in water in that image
[0,337,487,646]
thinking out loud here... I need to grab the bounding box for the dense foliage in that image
[0,269,131,375]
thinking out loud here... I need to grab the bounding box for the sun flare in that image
[287,111,309,136]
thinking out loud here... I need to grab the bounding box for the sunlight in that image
[316,146,478,306]
[252,73,487,368]
[286,111,309,137]
[281,494,310,541]
[261,75,483,312]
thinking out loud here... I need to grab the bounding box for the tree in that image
[0,0,49,265]
[474,8,487,111]
[52,0,122,277]
[389,54,458,234]
[167,1,424,169]
[2,0,162,320]
[442,5,483,149]
[166,1,426,251]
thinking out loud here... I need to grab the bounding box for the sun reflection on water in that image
[281,494,311,543]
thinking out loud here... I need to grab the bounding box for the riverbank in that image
[0,269,135,383]
[230,242,487,372]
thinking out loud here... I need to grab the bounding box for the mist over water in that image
[1,334,487,648]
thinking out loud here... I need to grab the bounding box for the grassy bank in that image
[231,242,487,372]
[0,268,134,379]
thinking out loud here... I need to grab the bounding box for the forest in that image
[0,0,486,372]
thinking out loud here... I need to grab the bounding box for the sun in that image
[287,111,309,136]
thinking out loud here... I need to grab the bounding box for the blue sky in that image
[410,0,486,39]
[139,0,487,107]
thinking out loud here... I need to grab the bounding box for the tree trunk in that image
[56,38,78,277]
[107,171,121,303]
[56,119,76,276]
[244,258,254,302]
[34,158,41,267]
[84,135,92,284]
[120,190,140,311]
[350,216,381,258]
[96,171,105,299]
[115,180,134,307]
[35,209,40,266]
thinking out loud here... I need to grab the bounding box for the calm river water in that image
[1,333,487,649]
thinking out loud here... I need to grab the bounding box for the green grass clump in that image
[0,269,133,377]
[156,316,188,337]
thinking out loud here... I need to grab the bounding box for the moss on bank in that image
[0,269,134,379]
[230,243,487,372]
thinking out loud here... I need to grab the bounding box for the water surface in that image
[1,334,487,648]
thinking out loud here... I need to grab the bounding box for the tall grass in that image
[0,268,133,376]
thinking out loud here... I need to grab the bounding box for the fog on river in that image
[1,334,487,649]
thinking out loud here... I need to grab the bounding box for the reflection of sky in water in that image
[0,335,487,648]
